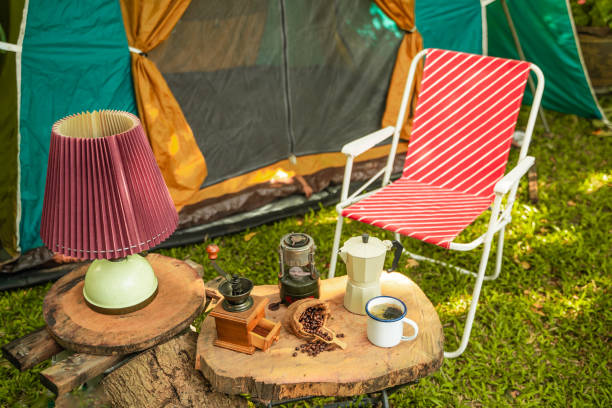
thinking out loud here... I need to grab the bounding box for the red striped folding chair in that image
[329,48,544,358]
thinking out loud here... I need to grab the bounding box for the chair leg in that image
[328,215,344,279]
[399,230,505,281]
[395,233,501,358]
[403,250,477,277]
[443,238,494,358]
[489,225,506,281]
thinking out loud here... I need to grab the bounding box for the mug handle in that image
[401,318,419,341]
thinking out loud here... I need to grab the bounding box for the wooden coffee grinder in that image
[206,245,281,354]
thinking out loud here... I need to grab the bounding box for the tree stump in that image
[99,330,247,408]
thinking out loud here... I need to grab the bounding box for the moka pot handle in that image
[386,240,404,272]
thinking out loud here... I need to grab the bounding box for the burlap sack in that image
[283,298,330,339]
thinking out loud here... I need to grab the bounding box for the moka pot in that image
[339,234,403,315]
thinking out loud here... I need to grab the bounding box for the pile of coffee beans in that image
[291,332,346,358]
[298,305,332,341]
[293,340,335,357]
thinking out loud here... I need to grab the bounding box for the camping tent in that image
[0,0,410,280]
[0,0,607,286]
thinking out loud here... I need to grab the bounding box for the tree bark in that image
[99,330,247,408]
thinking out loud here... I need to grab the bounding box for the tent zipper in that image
[279,0,296,162]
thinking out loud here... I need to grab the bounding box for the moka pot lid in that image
[341,234,392,260]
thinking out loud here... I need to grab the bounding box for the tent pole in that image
[481,4,488,55]
[500,0,551,132]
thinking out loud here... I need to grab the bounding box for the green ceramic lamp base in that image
[83,254,158,315]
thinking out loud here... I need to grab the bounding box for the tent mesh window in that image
[149,0,403,189]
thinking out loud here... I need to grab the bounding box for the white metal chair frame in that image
[328,49,545,358]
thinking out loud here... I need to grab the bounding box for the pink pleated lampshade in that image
[40,110,178,260]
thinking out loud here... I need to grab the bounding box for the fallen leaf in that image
[244,232,257,241]
[526,332,536,344]
[521,261,531,270]
[406,259,420,268]
[510,390,520,399]
[567,200,576,207]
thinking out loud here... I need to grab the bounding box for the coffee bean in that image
[268,301,281,311]
[292,352,297,357]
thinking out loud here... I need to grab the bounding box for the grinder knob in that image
[206,244,219,260]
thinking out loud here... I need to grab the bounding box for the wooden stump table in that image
[2,254,215,404]
[197,272,444,403]
[43,254,205,355]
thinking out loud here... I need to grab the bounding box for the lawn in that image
[1,98,611,407]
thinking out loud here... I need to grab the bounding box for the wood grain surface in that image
[39,352,123,395]
[43,254,205,355]
[197,273,444,402]
[1,327,63,371]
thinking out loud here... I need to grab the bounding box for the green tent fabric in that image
[414,0,606,119]
[0,0,25,258]
[18,0,137,253]
[486,0,604,118]
[415,0,482,55]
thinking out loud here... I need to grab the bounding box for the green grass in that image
[1,99,611,407]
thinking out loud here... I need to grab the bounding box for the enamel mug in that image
[365,296,419,347]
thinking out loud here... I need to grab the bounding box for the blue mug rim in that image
[365,296,407,322]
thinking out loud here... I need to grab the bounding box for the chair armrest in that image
[494,156,535,195]
[341,126,395,157]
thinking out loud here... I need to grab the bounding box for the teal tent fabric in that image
[415,0,482,54]
[414,0,604,119]
[487,0,603,119]
[19,0,137,252]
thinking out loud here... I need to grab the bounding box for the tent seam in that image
[563,0,610,125]
[279,0,296,158]
[15,0,30,254]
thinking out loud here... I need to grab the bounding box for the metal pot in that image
[339,234,402,283]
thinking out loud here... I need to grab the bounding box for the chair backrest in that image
[403,49,531,199]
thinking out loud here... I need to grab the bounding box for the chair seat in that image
[342,178,493,248]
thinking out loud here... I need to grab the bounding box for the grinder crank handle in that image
[387,240,404,272]
[206,245,233,283]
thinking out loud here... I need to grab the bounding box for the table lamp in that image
[40,110,178,314]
